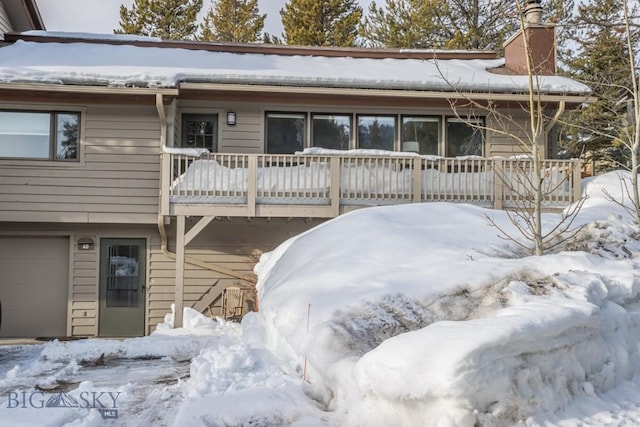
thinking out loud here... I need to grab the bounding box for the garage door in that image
[0,236,69,338]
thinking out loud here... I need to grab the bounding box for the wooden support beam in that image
[184,215,216,246]
[247,155,257,217]
[412,158,422,203]
[330,157,341,217]
[174,215,185,328]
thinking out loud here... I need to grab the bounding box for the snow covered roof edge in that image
[0,31,593,97]
[12,31,499,61]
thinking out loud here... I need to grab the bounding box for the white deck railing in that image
[161,153,581,217]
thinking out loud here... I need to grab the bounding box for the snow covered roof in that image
[0,31,592,96]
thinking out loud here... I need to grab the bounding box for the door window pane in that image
[402,116,439,155]
[55,113,79,160]
[182,114,218,151]
[0,112,50,158]
[446,119,484,157]
[106,245,140,308]
[357,115,396,151]
[266,113,305,154]
[312,114,351,150]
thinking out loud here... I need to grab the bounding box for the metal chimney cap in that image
[524,0,543,24]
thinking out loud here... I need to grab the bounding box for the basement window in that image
[0,111,79,160]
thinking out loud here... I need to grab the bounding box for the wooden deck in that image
[160,153,582,217]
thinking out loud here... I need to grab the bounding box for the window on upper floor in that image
[446,118,484,157]
[0,111,79,160]
[181,114,218,151]
[312,114,351,150]
[266,113,305,154]
[357,115,396,151]
[401,116,440,155]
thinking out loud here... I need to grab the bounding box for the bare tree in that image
[612,0,640,224]
[439,1,584,255]
[561,1,640,224]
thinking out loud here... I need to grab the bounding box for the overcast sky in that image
[36,0,374,37]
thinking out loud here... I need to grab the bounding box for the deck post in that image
[572,159,582,203]
[493,159,504,210]
[330,157,341,216]
[247,155,257,217]
[412,157,422,203]
[174,215,185,328]
[160,153,171,215]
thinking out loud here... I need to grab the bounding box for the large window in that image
[402,116,439,155]
[181,114,218,151]
[312,114,351,150]
[446,118,484,157]
[0,111,79,160]
[266,113,305,154]
[357,115,396,151]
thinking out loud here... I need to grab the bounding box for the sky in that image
[35,0,374,38]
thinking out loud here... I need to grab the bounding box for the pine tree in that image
[359,0,447,48]
[281,0,363,47]
[115,0,203,40]
[361,0,573,52]
[199,0,265,43]
[560,0,638,170]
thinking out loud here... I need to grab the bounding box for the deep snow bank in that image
[254,171,640,425]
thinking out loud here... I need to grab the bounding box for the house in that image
[0,0,593,338]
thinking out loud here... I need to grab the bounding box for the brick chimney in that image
[504,0,556,75]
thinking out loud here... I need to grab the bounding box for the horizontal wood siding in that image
[71,242,98,336]
[146,218,323,332]
[0,2,11,39]
[486,114,545,158]
[219,110,263,153]
[0,104,161,223]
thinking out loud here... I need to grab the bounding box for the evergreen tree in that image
[359,0,447,48]
[115,0,203,40]
[281,0,363,47]
[199,0,265,43]
[361,0,572,51]
[560,0,638,169]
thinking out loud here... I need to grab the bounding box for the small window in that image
[446,118,484,157]
[312,114,351,150]
[181,114,218,151]
[266,113,305,154]
[402,116,439,155]
[0,111,79,160]
[357,115,396,151]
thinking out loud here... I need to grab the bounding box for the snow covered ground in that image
[0,171,639,426]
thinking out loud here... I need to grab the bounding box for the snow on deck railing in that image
[164,152,579,214]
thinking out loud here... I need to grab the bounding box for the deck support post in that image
[330,157,341,217]
[174,215,185,328]
[412,157,422,203]
[572,160,582,203]
[493,159,504,210]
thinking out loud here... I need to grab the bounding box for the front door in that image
[99,239,146,337]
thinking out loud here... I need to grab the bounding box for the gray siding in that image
[147,218,323,332]
[0,104,161,224]
[0,2,11,40]
[0,220,319,336]
[486,114,545,158]
[219,109,263,153]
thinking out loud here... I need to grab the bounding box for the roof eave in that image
[0,82,595,106]
[178,82,596,105]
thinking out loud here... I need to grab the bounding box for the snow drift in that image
[253,171,640,426]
